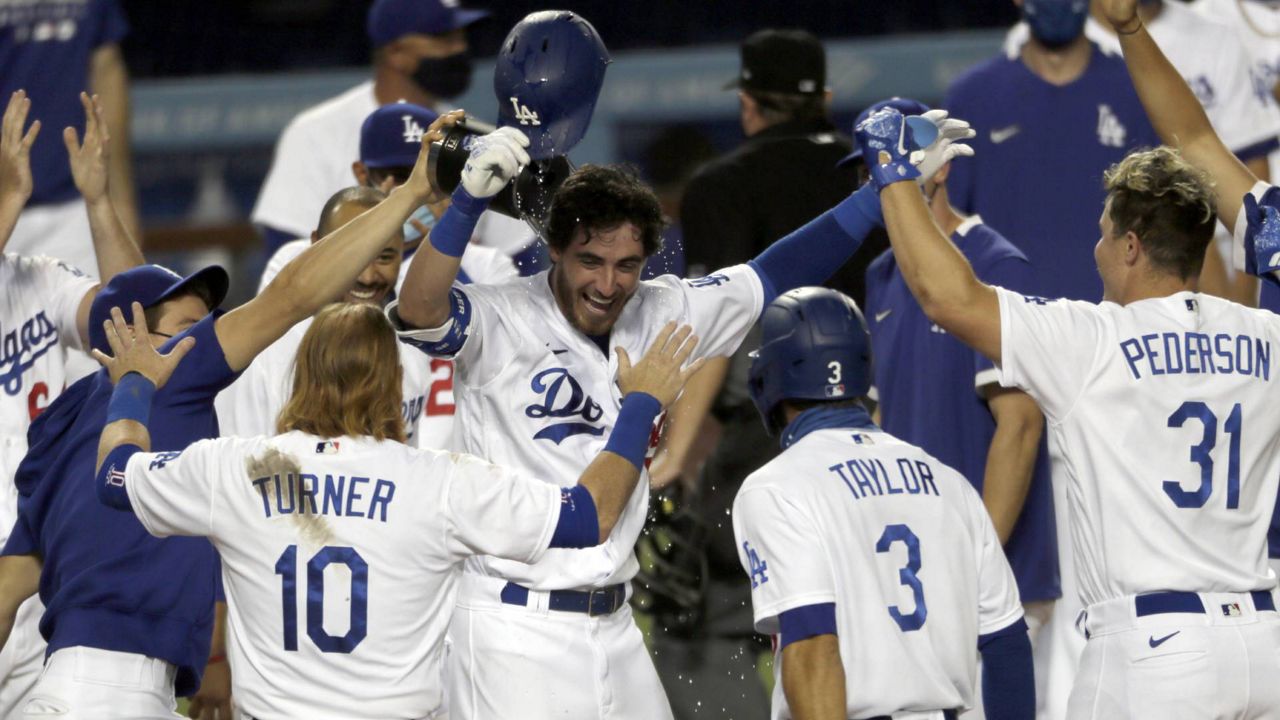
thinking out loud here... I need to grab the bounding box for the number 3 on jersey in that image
[276,545,368,653]
[876,524,927,632]
[1164,401,1242,509]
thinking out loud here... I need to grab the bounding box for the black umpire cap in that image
[724,29,826,96]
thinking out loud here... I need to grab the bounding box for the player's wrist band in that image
[605,392,662,470]
[429,187,489,258]
[869,160,921,192]
[106,372,156,426]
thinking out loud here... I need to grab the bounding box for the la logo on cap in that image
[402,115,425,143]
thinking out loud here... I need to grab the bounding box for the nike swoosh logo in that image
[990,125,1020,144]
[874,309,893,322]
[550,348,569,355]
[1148,631,1180,648]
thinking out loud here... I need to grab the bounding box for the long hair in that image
[276,303,406,443]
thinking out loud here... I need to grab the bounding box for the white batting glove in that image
[460,127,531,198]
[910,109,976,184]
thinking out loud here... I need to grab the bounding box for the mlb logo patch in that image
[852,433,874,445]
[825,384,845,398]
[1221,602,1242,617]
[315,441,340,455]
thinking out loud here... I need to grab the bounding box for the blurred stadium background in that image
[117,0,1020,301]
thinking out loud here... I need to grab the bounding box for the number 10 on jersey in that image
[275,545,369,653]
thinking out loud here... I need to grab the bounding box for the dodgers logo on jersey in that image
[525,367,605,444]
[0,311,59,396]
[743,541,769,588]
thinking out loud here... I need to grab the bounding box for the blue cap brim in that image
[837,115,940,169]
[449,8,489,30]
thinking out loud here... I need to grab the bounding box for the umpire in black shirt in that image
[643,29,883,719]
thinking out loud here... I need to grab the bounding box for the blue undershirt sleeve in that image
[778,602,838,649]
[978,617,1035,720]
[748,184,883,304]
[548,485,600,549]
[97,444,142,512]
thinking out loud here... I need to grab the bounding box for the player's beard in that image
[550,265,626,337]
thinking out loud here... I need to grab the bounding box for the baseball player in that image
[386,15,970,716]
[733,287,1033,720]
[857,36,1280,718]
[91,301,702,719]
[0,89,145,717]
[249,104,516,450]
[0,111,458,718]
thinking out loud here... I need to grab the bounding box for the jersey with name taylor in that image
[399,265,763,590]
[122,431,561,720]
[997,288,1280,606]
[733,427,1022,719]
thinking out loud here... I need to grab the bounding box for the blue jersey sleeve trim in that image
[430,187,489,258]
[978,617,1034,720]
[97,444,142,512]
[392,287,473,358]
[778,602,837,649]
[548,485,600,548]
[604,393,661,471]
[750,184,881,298]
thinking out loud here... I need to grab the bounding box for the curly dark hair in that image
[544,164,665,256]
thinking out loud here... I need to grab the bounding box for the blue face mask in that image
[403,204,437,245]
[1023,0,1089,49]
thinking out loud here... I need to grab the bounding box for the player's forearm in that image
[398,188,487,329]
[651,356,728,487]
[781,635,847,720]
[1116,24,1254,231]
[86,196,144,282]
[0,193,25,255]
[983,391,1044,544]
[268,184,420,320]
[881,181,1000,360]
[90,45,140,240]
[579,393,662,541]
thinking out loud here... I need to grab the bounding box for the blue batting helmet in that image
[493,11,610,161]
[838,96,933,167]
[748,287,872,435]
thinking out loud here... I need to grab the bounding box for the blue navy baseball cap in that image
[89,264,229,354]
[367,0,488,47]
[838,97,935,168]
[360,103,440,168]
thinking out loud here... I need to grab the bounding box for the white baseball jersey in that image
[0,253,95,442]
[996,287,1280,607]
[1194,0,1280,180]
[120,431,563,720]
[391,265,764,589]
[249,241,518,450]
[733,426,1023,719]
[1005,7,1280,157]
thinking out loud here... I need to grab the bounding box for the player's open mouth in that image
[583,292,614,315]
[349,287,382,301]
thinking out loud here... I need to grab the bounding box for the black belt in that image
[500,582,627,617]
[1134,590,1276,617]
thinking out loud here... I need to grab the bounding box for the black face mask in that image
[412,51,472,100]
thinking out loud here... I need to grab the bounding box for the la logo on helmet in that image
[508,97,541,126]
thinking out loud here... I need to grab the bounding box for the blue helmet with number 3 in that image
[748,287,873,436]
[494,10,611,161]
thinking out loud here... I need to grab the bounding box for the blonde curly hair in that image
[1103,146,1216,280]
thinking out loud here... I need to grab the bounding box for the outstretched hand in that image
[65,92,111,204]
[616,322,705,408]
[459,126,531,199]
[913,109,975,183]
[1,90,40,206]
[91,301,196,388]
[1098,0,1141,34]
[405,109,466,204]
[1243,190,1280,282]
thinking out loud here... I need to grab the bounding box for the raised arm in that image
[92,302,195,510]
[1100,0,1257,234]
[214,112,462,372]
[397,127,530,329]
[860,108,1002,363]
[89,42,140,239]
[0,90,40,255]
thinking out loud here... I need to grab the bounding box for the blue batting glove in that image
[1243,188,1280,285]
[855,107,922,192]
